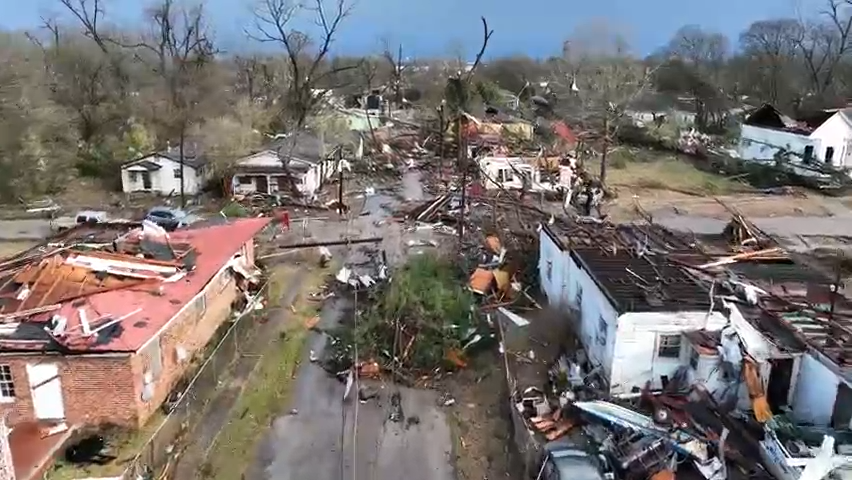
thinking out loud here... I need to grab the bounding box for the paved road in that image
[0,219,52,240]
[246,170,455,480]
[652,214,852,251]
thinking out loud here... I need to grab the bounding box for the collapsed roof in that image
[0,217,270,354]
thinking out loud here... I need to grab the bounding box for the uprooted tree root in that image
[326,253,488,376]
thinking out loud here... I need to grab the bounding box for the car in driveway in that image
[539,442,611,480]
[144,207,201,231]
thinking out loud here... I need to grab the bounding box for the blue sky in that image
[2,0,815,58]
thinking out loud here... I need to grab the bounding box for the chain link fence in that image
[124,284,267,480]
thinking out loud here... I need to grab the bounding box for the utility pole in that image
[438,103,445,184]
[599,116,609,186]
[456,115,467,246]
[337,147,345,212]
[178,127,186,208]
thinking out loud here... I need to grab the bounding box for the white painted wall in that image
[538,228,727,392]
[809,113,852,169]
[738,125,819,163]
[121,155,201,195]
[792,353,844,426]
[609,311,727,393]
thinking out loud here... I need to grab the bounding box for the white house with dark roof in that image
[120,149,206,195]
[231,133,342,197]
[538,223,729,394]
[738,104,852,175]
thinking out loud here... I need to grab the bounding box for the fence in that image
[123,281,269,480]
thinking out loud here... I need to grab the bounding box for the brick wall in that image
[0,354,136,427]
[132,261,240,425]
[0,239,254,430]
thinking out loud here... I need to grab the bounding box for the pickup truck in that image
[50,210,110,233]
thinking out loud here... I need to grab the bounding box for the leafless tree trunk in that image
[59,0,217,207]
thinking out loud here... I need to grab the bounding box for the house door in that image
[256,176,269,194]
[26,363,65,420]
[767,358,794,413]
[832,383,852,429]
[142,172,152,190]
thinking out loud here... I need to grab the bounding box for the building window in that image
[237,176,252,185]
[497,169,514,183]
[803,145,815,164]
[826,146,835,164]
[657,334,682,358]
[196,294,207,315]
[143,338,163,380]
[130,172,140,182]
[0,365,14,400]
[546,260,553,281]
[173,168,182,179]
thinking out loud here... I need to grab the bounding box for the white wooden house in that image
[120,150,205,196]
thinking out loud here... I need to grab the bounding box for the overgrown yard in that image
[586,150,743,195]
[196,263,328,480]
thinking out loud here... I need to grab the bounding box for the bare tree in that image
[659,25,731,129]
[739,19,803,105]
[247,0,355,132]
[382,39,407,112]
[61,0,218,206]
[794,0,852,96]
[550,22,656,184]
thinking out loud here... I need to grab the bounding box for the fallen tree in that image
[326,253,487,376]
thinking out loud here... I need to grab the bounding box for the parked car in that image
[50,210,110,232]
[539,442,611,480]
[144,207,201,231]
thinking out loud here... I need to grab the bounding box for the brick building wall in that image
[131,268,240,425]
[0,238,254,429]
[0,354,135,427]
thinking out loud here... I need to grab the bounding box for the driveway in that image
[246,170,455,480]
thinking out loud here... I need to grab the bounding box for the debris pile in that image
[325,254,490,379]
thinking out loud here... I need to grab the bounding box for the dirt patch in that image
[0,241,36,259]
[438,350,520,480]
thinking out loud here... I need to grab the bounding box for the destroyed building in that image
[539,216,852,429]
[538,223,728,394]
[0,218,269,430]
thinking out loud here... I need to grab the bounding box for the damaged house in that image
[538,223,729,394]
[231,133,342,197]
[0,217,269,433]
[738,103,852,177]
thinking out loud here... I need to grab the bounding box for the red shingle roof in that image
[17,217,270,353]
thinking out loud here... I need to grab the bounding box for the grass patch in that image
[196,265,329,480]
[586,153,742,195]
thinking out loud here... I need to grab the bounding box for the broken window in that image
[196,294,207,315]
[497,169,514,183]
[149,338,163,379]
[0,365,14,400]
[657,334,682,358]
[130,172,140,183]
[803,145,815,164]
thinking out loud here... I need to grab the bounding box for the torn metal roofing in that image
[0,217,270,353]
